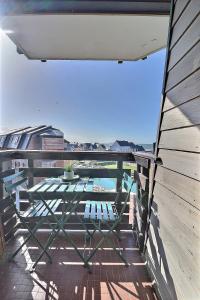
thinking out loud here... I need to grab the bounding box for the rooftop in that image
[0,126,64,150]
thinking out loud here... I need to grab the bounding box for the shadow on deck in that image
[0,231,157,300]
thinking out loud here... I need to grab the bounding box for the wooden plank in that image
[135,194,148,217]
[163,69,200,111]
[22,167,130,179]
[0,151,13,160]
[3,216,17,236]
[155,166,200,210]
[135,200,142,233]
[159,125,200,152]
[161,97,200,130]
[169,14,200,70]
[0,216,5,258]
[145,1,200,298]
[134,197,147,251]
[134,170,149,191]
[0,196,12,211]
[158,149,200,180]
[116,161,123,192]
[148,182,200,300]
[133,151,155,161]
[4,225,18,242]
[134,156,150,169]
[28,159,34,188]
[2,205,15,223]
[166,41,200,92]
[10,150,134,162]
[171,0,200,48]
[172,0,190,26]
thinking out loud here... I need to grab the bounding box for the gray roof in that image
[0,125,64,150]
[39,128,63,137]
[116,140,135,147]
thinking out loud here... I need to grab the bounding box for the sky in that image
[0,30,166,144]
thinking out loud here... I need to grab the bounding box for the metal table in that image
[28,177,94,194]
[27,177,95,269]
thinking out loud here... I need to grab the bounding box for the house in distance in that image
[110,140,144,152]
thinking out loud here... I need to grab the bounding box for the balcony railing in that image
[0,150,155,256]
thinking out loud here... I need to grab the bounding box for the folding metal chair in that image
[2,171,62,270]
[83,172,134,269]
[37,190,90,269]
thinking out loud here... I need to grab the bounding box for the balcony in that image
[0,150,156,300]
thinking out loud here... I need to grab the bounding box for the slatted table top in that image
[27,178,96,194]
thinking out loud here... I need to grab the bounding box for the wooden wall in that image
[42,137,64,168]
[145,1,200,300]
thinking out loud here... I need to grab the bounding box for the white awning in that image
[0,14,169,60]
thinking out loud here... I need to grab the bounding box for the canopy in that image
[0,1,170,60]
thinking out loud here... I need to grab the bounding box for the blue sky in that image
[0,31,166,143]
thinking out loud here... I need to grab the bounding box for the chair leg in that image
[85,220,129,267]
[30,223,61,270]
[100,224,129,266]
[9,218,52,263]
[106,236,129,266]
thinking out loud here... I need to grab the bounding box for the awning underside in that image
[1,14,169,60]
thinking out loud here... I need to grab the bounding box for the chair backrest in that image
[122,172,134,194]
[2,170,27,195]
[115,172,134,217]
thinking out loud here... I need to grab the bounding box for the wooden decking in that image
[0,231,157,300]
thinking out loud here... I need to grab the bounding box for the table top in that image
[28,178,95,193]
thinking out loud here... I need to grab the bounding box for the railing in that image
[0,150,134,242]
[133,152,156,252]
[0,149,155,254]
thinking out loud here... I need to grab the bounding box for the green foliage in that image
[65,163,73,172]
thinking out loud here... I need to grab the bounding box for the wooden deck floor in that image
[0,231,157,300]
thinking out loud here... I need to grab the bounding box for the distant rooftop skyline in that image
[0,29,166,143]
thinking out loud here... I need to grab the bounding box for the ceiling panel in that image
[1,14,169,60]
